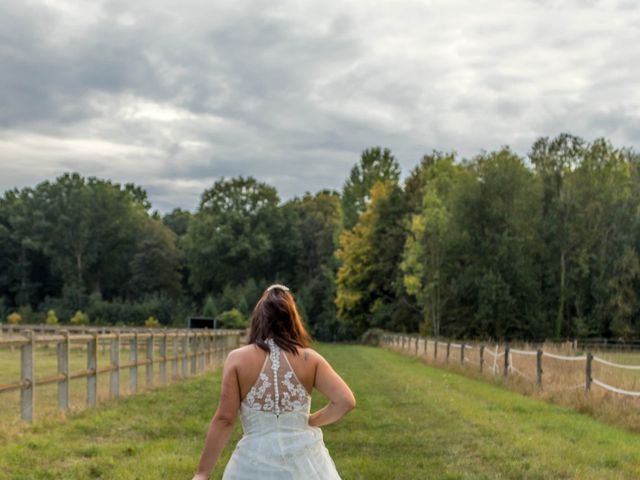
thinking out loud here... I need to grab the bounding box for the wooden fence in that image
[381,332,640,398]
[0,325,246,423]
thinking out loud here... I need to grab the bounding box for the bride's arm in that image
[308,351,356,428]
[192,351,241,480]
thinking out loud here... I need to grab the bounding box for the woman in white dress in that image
[191,284,356,479]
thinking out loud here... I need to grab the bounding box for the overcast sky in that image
[1,0,639,213]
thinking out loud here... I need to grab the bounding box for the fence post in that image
[586,352,593,392]
[190,332,197,375]
[415,336,419,355]
[130,333,138,394]
[194,333,199,372]
[21,329,35,422]
[213,334,219,367]
[146,331,154,388]
[424,338,428,355]
[110,331,121,398]
[536,349,543,389]
[87,333,98,407]
[434,340,438,360]
[57,329,70,412]
[446,342,451,363]
[184,333,190,376]
[200,333,205,371]
[504,343,510,377]
[172,334,178,379]
[160,333,167,384]
[460,343,465,366]
[206,333,212,366]
[199,333,205,371]
[479,345,484,373]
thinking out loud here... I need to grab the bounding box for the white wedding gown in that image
[222,337,342,479]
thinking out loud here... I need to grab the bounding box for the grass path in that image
[1,343,639,479]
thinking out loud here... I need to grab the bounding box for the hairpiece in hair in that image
[266,283,290,292]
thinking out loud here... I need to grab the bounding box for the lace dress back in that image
[241,337,310,415]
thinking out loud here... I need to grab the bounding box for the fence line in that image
[381,332,640,399]
[0,326,245,423]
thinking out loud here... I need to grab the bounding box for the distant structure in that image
[188,316,218,329]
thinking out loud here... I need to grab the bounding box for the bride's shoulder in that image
[225,343,261,362]
[297,345,323,363]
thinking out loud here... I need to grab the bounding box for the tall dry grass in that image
[384,336,640,434]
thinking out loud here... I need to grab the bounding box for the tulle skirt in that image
[222,409,341,479]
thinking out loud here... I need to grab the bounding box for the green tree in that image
[290,190,343,340]
[219,308,247,329]
[400,152,466,337]
[529,134,584,337]
[341,147,401,230]
[202,294,218,318]
[184,176,279,296]
[45,309,59,325]
[452,148,542,339]
[162,208,191,236]
[70,310,89,325]
[129,217,182,298]
[336,179,409,338]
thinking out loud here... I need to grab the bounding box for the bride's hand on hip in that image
[191,473,209,480]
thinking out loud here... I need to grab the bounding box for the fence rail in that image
[0,326,246,422]
[381,332,640,399]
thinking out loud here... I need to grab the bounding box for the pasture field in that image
[1,343,639,479]
[0,340,226,438]
[597,350,640,365]
[387,337,640,434]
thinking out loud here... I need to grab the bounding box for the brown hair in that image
[247,285,312,356]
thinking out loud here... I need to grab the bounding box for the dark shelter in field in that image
[188,317,218,329]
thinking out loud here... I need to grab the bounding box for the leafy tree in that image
[0,187,54,307]
[452,148,542,339]
[290,190,343,340]
[23,173,149,300]
[162,208,191,236]
[70,310,89,325]
[144,316,160,328]
[529,134,584,337]
[184,176,279,296]
[219,308,247,329]
[336,179,409,338]
[7,312,22,324]
[400,152,466,337]
[129,217,182,298]
[202,294,218,318]
[45,309,59,325]
[341,147,401,230]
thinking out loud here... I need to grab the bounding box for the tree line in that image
[2,133,640,341]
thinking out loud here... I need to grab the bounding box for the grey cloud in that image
[0,0,639,213]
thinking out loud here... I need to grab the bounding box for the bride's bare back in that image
[232,341,355,420]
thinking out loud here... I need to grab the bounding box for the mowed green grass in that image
[1,343,639,479]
